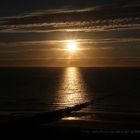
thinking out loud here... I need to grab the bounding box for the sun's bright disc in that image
[67,40,77,52]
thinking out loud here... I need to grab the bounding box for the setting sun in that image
[66,40,78,52]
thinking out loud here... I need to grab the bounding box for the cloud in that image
[0,2,140,33]
[0,6,99,22]
[0,37,140,45]
[0,17,140,33]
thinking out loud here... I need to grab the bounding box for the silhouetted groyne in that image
[1,101,92,128]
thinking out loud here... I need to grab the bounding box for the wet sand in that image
[0,106,140,138]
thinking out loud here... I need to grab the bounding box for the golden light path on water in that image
[56,67,89,109]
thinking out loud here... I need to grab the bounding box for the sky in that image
[0,0,140,67]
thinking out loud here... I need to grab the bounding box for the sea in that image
[0,67,140,123]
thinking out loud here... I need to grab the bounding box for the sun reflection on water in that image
[56,67,89,108]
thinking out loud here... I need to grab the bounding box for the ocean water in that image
[0,67,140,119]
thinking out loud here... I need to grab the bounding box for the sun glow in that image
[66,40,78,52]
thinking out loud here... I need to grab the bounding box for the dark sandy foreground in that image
[0,102,140,138]
[0,111,140,139]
